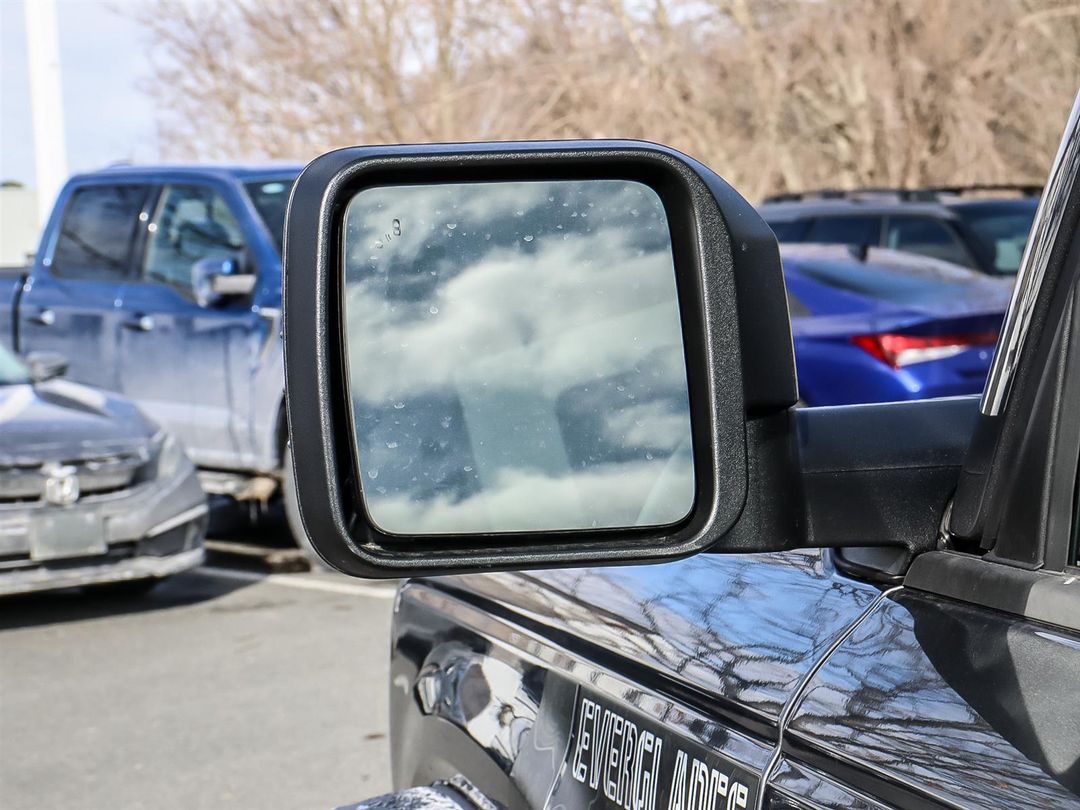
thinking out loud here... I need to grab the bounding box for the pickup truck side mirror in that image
[283,142,803,577]
[192,256,257,308]
[25,350,69,382]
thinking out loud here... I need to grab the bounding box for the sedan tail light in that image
[851,331,998,369]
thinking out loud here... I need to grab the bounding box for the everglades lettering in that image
[570,695,750,810]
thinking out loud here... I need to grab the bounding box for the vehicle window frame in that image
[906,94,1080,630]
[49,182,154,282]
[883,214,977,269]
[138,182,249,300]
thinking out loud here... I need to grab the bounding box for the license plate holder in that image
[30,510,107,561]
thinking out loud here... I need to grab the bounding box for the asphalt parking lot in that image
[0,550,396,810]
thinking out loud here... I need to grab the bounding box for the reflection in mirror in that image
[342,179,694,535]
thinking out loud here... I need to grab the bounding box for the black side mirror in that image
[26,351,68,382]
[284,141,800,577]
[192,256,256,307]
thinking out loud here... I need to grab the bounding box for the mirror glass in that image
[342,179,694,535]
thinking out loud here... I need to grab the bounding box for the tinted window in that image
[885,216,972,267]
[769,219,810,242]
[806,216,882,246]
[342,179,694,535]
[143,185,245,292]
[955,204,1037,274]
[245,180,294,255]
[52,184,149,280]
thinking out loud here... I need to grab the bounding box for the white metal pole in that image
[24,0,67,228]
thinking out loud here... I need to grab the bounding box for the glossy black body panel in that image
[786,590,1080,808]
[389,552,1080,809]
[389,551,882,804]
[443,551,881,731]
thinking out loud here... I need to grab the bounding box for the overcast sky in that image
[1,0,160,187]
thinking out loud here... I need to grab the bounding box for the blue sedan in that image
[783,245,1014,406]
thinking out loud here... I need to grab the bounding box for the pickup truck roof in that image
[87,162,304,182]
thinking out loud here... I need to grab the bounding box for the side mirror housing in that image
[26,350,68,382]
[284,141,801,577]
[192,256,256,308]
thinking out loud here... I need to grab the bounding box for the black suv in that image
[759,186,1038,275]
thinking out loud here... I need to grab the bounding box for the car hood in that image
[0,380,156,466]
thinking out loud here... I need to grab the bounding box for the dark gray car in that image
[0,346,206,595]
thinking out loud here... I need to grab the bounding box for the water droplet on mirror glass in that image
[429,305,439,314]
[523,235,534,242]
[374,240,384,249]
[386,441,399,449]
[394,402,405,410]
[446,222,457,230]
[368,469,379,479]
[463,465,473,472]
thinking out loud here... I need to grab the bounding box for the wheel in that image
[281,443,330,570]
[88,577,161,597]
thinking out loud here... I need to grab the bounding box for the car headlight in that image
[154,432,187,479]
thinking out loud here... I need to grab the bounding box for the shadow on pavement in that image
[0,568,258,632]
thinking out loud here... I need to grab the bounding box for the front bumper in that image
[0,461,208,596]
[0,546,205,596]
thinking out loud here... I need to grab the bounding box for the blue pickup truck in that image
[0,165,310,551]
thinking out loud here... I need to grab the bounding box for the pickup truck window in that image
[52,184,150,280]
[244,180,293,255]
[885,215,974,267]
[143,185,245,292]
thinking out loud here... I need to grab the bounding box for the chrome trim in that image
[144,504,209,538]
[982,91,1080,415]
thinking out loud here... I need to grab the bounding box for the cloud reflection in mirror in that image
[342,179,694,534]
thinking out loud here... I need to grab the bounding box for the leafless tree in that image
[136,0,1080,199]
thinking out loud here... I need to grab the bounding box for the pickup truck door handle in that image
[121,314,155,332]
[28,308,55,326]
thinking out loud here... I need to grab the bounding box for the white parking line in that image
[196,565,397,599]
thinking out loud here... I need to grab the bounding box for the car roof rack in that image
[762,184,1042,204]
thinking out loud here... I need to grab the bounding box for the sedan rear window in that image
[785,249,996,308]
